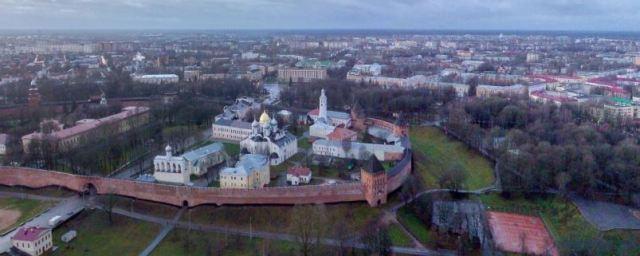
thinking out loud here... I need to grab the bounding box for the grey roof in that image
[366,155,385,174]
[273,132,297,147]
[221,154,267,176]
[181,142,224,162]
[214,119,252,129]
[327,110,351,120]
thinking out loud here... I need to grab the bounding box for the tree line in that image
[442,97,640,204]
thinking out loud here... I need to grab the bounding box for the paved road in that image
[138,207,185,256]
[0,196,84,253]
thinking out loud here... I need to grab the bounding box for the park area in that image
[182,202,382,235]
[410,126,494,190]
[52,210,161,256]
[152,228,298,256]
[0,197,52,234]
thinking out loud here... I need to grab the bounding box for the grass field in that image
[396,207,435,247]
[223,143,241,157]
[0,197,52,234]
[388,224,414,247]
[182,202,382,235]
[298,138,312,150]
[410,126,494,190]
[52,210,161,256]
[152,228,298,256]
[475,194,640,254]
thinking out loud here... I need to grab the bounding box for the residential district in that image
[0,30,639,256]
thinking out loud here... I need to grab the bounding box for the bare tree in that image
[361,224,392,256]
[289,204,328,256]
[103,192,119,225]
[438,162,467,192]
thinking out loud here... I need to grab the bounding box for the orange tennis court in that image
[486,211,559,256]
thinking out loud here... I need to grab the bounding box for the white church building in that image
[153,143,226,185]
[309,89,352,139]
[240,111,298,166]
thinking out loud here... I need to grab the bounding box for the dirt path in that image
[0,209,21,233]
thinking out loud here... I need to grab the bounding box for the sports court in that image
[486,211,559,256]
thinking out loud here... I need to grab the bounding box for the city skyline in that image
[0,0,638,31]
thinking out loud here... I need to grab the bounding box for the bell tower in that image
[319,88,327,121]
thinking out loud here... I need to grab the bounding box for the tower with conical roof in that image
[361,155,388,207]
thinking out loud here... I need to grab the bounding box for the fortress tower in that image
[361,155,388,207]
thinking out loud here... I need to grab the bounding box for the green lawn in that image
[475,194,640,254]
[410,126,494,190]
[152,228,298,256]
[0,197,53,234]
[298,138,312,150]
[397,207,435,247]
[183,202,382,235]
[223,143,241,157]
[388,224,414,247]
[52,210,161,256]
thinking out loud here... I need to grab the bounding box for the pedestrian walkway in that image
[138,207,185,256]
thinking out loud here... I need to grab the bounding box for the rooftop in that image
[220,154,267,176]
[287,166,312,177]
[12,227,49,242]
[181,142,224,162]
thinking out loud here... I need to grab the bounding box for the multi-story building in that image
[11,227,52,256]
[22,106,150,153]
[153,143,226,185]
[476,84,528,98]
[604,97,636,120]
[220,154,270,189]
[214,97,261,122]
[526,53,540,63]
[132,74,179,84]
[312,139,404,161]
[183,70,200,82]
[278,68,327,83]
[211,119,253,142]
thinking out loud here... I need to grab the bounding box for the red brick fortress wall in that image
[0,167,365,207]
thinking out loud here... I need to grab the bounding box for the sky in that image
[0,0,637,31]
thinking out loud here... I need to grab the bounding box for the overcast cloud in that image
[0,0,637,30]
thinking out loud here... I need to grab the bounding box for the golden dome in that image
[259,111,270,124]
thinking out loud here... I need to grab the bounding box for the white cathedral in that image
[309,89,352,139]
[240,111,298,166]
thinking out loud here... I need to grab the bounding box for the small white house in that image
[286,167,312,186]
[11,227,52,256]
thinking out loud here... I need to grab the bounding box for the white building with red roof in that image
[11,227,52,256]
[286,166,312,186]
